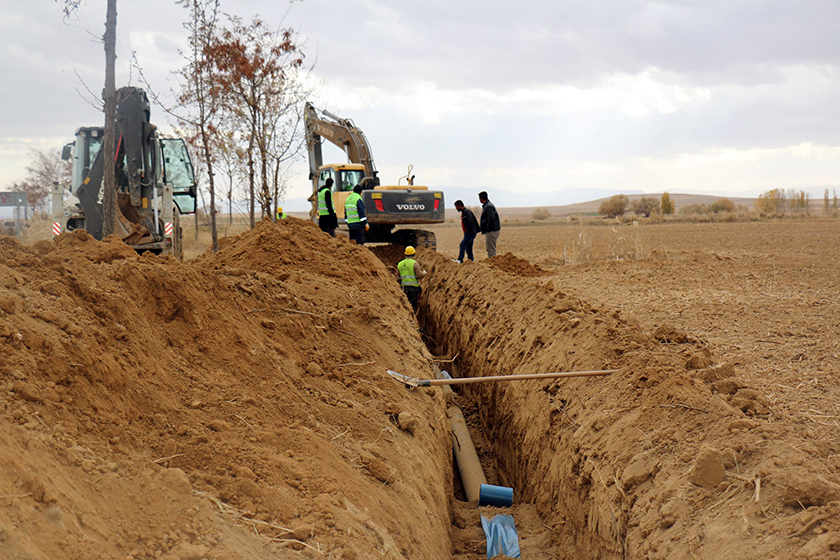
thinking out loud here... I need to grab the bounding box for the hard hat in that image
[405,246,416,256]
[277,207,283,213]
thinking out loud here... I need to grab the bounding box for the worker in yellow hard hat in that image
[397,245,427,312]
[276,206,287,221]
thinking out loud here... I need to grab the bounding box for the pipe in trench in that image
[436,368,487,502]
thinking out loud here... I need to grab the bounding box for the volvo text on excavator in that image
[304,102,444,249]
[60,87,197,259]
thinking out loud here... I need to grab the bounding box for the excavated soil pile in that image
[0,221,454,560]
[417,250,840,559]
[486,252,552,278]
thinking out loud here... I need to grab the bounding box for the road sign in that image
[0,192,28,207]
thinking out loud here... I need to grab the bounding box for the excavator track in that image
[391,229,436,251]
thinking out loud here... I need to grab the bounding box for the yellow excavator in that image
[304,103,444,249]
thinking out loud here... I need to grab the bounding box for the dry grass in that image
[556,219,649,264]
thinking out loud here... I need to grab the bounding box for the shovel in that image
[387,369,617,389]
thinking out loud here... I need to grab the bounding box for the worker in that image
[276,206,287,220]
[318,178,338,237]
[345,184,369,245]
[453,199,479,263]
[397,246,427,312]
[478,191,501,258]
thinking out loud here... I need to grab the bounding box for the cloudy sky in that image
[1,0,839,206]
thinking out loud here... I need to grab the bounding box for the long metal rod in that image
[420,369,617,387]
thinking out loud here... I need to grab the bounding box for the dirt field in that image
[2,216,840,559]
[424,217,840,558]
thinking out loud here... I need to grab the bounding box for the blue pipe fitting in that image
[478,484,514,507]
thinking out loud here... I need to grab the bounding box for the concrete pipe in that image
[437,368,488,502]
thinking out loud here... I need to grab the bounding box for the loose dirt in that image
[2,217,840,559]
[0,221,452,559]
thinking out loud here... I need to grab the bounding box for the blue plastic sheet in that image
[481,514,521,559]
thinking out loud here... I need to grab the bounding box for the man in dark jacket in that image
[454,200,479,263]
[478,191,501,258]
[317,178,338,237]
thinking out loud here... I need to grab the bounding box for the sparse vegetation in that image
[531,208,551,220]
[710,197,735,213]
[598,194,629,218]
[661,192,674,215]
[632,197,659,217]
[755,188,811,215]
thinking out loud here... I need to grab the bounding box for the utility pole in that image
[102,0,117,237]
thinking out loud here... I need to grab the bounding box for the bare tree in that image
[174,0,223,251]
[6,148,72,215]
[207,16,305,225]
[58,0,119,236]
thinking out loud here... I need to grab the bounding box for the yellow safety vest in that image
[317,187,332,216]
[397,258,419,287]
[345,192,362,224]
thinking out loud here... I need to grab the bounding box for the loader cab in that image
[64,127,104,194]
[160,138,197,214]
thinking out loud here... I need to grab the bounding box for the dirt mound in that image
[487,252,551,277]
[418,252,837,559]
[0,220,453,559]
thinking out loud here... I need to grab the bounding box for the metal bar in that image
[419,369,618,387]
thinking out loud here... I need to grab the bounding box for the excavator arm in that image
[304,102,379,187]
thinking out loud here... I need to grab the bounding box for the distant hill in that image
[495,193,756,220]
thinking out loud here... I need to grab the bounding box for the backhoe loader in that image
[60,87,196,259]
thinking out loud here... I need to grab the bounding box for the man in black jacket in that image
[478,191,501,258]
[454,200,479,263]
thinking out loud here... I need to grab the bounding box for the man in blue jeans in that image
[454,200,479,263]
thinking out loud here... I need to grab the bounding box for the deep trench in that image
[411,259,629,560]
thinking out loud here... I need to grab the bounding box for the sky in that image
[1,0,839,208]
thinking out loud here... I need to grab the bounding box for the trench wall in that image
[417,253,761,559]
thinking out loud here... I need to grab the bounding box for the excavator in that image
[304,102,444,249]
[60,87,196,259]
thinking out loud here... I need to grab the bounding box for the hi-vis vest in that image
[345,192,362,224]
[276,209,287,220]
[317,187,332,216]
[397,258,419,287]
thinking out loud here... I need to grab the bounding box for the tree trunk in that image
[247,132,255,229]
[260,142,269,221]
[102,0,118,238]
[203,131,218,252]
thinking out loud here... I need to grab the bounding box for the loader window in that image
[160,138,196,189]
[340,170,365,192]
[318,169,336,190]
[86,137,103,176]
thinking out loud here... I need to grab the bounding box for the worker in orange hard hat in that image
[397,246,427,312]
